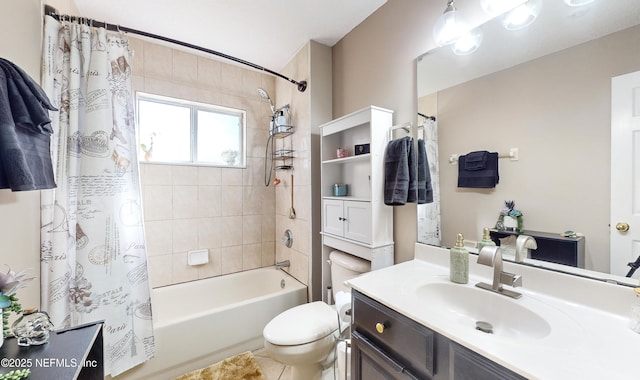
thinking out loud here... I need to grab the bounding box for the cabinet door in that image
[323,199,344,236]
[352,331,420,380]
[344,201,372,244]
[448,341,526,380]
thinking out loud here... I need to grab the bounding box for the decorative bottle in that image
[477,227,496,253]
[11,308,54,346]
[450,233,469,284]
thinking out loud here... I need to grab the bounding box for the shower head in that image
[257,88,270,100]
[258,88,276,114]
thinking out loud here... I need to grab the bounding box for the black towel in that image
[407,137,417,203]
[417,139,433,204]
[464,150,488,171]
[0,58,57,191]
[457,151,499,188]
[384,136,412,205]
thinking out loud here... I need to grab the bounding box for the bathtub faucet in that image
[276,260,290,270]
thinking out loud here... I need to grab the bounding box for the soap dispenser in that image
[450,233,469,284]
[477,227,496,253]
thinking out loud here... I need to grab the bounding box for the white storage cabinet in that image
[319,106,394,301]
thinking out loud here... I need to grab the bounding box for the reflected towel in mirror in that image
[458,151,499,188]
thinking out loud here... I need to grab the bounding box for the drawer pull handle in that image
[376,322,388,334]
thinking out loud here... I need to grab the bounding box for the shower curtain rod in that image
[418,112,436,122]
[43,5,308,92]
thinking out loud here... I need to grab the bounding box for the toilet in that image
[263,250,370,380]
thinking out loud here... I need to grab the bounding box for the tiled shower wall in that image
[128,37,279,288]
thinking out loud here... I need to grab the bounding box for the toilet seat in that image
[263,301,339,346]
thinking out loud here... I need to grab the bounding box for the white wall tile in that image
[219,216,243,247]
[220,186,243,216]
[198,166,221,186]
[198,186,221,218]
[243,215,262,245]
[198,217,221,249]
[144,185,173,220]
[173,218,199,252]
[172,251,199,283]
[145,220,173,256]
[173,166,198,185]
[243,243,262,270]
[148,254,173,288]
[221,246,243,274]
[198,248,221,279]
[173,185,199,219]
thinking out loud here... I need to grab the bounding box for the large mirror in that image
[417,0,640,285]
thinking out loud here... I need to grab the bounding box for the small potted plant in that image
[140,132,156,161]
[496,200,524,233]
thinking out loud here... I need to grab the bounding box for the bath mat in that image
[173,351,266,380]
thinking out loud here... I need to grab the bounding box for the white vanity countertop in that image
[347,243,640,380]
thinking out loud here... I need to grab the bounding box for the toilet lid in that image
[263,301,339,346]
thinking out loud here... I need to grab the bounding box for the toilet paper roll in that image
[334,291,351,322]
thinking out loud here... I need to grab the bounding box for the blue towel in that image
[384,136,412,205]
[0,58,57,191]
[457,151,499,188]
[417,139,433,204]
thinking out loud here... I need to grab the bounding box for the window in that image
[136,93,246,167]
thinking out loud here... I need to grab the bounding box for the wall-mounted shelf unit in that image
[319,106,394,302]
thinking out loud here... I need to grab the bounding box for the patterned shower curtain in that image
[417,119,441,245]
[40,16,154,376]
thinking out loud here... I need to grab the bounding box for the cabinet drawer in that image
[353,291,435,379]
[352,331,420,380]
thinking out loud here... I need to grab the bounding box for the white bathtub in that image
[115,267,308,380]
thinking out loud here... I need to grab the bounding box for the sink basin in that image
[416,282,551,340]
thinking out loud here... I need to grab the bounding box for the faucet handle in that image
[500,272,522,288]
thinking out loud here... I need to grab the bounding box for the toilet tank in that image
[329,250,371,296]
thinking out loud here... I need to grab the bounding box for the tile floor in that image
[252,348,344,380]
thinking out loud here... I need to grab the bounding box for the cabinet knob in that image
[375,322,388,334]
[616,222,630,232]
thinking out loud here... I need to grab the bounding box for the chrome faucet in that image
[475,246,523,299]
[275,260,290,270]
[515,235,537,263]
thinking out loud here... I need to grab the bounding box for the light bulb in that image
[452,27,483,55]
[501,0,542,30]
[433,1,470,46]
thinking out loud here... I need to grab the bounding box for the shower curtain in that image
[40,16,154,376]
[417,119,441,245]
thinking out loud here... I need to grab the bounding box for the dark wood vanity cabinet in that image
[351,290,526,380]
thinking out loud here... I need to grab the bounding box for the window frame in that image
[136,92,247,168]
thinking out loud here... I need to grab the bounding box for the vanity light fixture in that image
[433,0,470,46]
[452,27,483,55]
[563,0,594,6]
[480,0,527,17]
[501,0,542,31]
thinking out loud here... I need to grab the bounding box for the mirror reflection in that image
[416,1,640,284]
